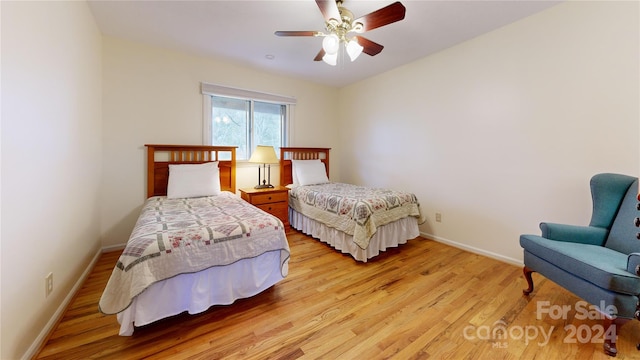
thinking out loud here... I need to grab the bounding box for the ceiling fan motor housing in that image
[326,3,363,40]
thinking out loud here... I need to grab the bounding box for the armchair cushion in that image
[540,222,608,246]
[520,235,640,295]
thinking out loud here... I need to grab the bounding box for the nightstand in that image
[240,186,289,227]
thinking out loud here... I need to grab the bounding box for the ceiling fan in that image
[275,0,406,66]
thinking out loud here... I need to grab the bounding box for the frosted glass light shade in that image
[346,38,363,61]
[322,52,338,66]
[322,34,340,55]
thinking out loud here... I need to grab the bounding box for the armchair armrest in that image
[627,253,640,276]
[540,222,608,246]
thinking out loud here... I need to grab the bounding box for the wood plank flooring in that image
[35,232,640,359]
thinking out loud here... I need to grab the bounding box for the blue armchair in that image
[520,173,639,356]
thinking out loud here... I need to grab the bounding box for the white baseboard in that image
[23,247,103,360]
[421,231,524,267]
[102,243,126,252]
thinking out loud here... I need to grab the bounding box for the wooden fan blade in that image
[314,49,326,61]
[353,2,406,32]
[275,31,320,37]
[316,0,341,24]
[354,36,384,56]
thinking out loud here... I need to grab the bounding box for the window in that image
[210,96,285,159]
[202,83,295,160]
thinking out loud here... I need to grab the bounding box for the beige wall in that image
[337,1,639,264]
[1,1,103,359]
[100,37,340,248]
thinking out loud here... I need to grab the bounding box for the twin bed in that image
[100,145,423,335]
[99,145,290,336]
[280,147,424,262]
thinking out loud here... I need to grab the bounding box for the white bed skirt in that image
[116,250,288,336]
[289,208,419,262]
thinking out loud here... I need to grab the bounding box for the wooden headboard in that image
[145,144,237,198]
[279,147,331,186]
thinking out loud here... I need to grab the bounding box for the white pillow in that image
[291,159,321,186]
[294,160,329,186]
[166,162,220,199]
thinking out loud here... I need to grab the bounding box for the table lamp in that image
[248,145,278,188]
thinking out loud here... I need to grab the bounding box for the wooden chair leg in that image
[603,316,629,357]
[522,266,535,295]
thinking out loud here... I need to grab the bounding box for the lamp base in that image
[254,184,274,189]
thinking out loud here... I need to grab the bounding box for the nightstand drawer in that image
[250,191,288,205]
[255,202,288,222]
[239,186,290,227]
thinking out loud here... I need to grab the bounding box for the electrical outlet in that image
[435,212,442,222]
[45,272,53,298]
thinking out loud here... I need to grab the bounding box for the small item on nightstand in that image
[248,145,279,189]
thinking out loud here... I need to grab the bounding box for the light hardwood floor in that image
[35,232,640,359]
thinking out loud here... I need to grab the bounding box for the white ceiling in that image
[87,0,561,88]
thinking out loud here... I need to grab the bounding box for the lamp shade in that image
[248,145,279,164]
[322,52,338,66]
[346,38,364,62]
[322,34,340,55]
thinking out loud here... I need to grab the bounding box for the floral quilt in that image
[99,192,290,315]
[289,182,425,249]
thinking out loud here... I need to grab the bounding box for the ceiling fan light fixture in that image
[322,52,338,66]
[322,33,340,55]
[275,1,406,66]
[346,38,364,61]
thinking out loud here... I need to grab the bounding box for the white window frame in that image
[201,83,296,160]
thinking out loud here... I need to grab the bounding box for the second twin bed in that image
[280,147,425,262]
